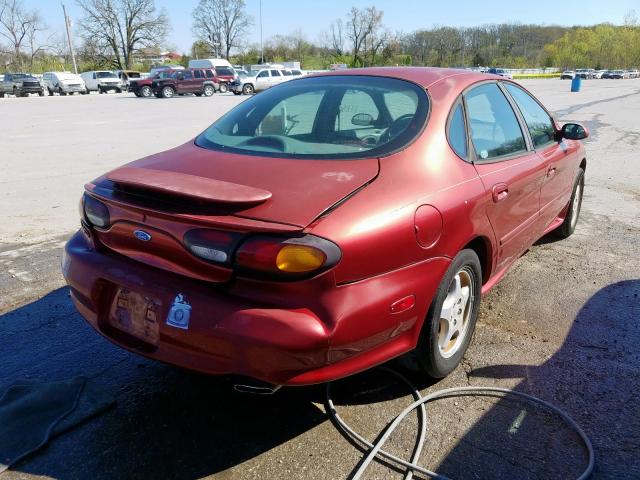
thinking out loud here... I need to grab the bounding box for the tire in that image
[401,249,482,378]
[161,86,175,98]
[0,92,4,98]
[47,88,53,96]
[233,90,241,95]
[59,87,67,96]
[139,85,152,97]
[116,88,122,93]
[218,82,228,93]
[99,88,104,94]
[134,92,141,97]
[203,84,214,97]
[38,91,44,96]
[242,83,254,95]
[555,168,585,239]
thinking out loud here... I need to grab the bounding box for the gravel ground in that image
[0,79,639,479]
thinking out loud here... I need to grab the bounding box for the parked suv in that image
[212,66,235,93]
[231,68,291,95]
[129,69,178,97]
[0,73,44,97]
[43,72,86,95]
[151,68,218,98]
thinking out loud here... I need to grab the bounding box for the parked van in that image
[42,72,86,95]
[80,71,122,93]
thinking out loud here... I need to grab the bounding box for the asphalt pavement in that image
[0,80,639,479]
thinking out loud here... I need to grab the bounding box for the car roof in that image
[310,67,497,89]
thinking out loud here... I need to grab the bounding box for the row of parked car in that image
[561,68,640,79]
[1,59,307,99]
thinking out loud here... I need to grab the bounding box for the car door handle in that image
[491,183,509,203]
[546,167,557,178]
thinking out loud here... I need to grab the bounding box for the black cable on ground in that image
[324,368,594,480]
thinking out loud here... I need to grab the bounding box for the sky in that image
[29,0,639,54]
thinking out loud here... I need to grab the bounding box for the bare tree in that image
[192,0,252,60]
[345,6,383,67]
[0,0,47,68]
[76,0,169,69]
[329,18,344,56]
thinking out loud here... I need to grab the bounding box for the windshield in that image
[196,75,429,159]
[12,73,28,79]
[97,71,117,78]
[58,74,79,81]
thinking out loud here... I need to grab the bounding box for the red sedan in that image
[63,68,588,386]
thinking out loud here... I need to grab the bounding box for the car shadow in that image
[2,281,638,478]
[431,279,640,479]
[0,287,329,479]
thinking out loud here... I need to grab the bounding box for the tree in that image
[344,6,383,67]
[0,0,47,68]
[192,0,252,60]
[328,19,344,56]
[76,0,169,69]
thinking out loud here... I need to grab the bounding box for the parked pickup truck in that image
[151,68,218,98]
[0,73,44,97]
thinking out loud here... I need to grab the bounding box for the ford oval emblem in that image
[134,230,152,242]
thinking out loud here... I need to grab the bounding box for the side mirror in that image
[352,113,374,127]
[560,123,589,140]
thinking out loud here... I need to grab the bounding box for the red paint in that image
[64,68,586,385]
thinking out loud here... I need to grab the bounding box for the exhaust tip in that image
[233,382,282,395]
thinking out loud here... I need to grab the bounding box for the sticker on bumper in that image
[166,293,191,330]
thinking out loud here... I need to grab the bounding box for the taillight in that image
[184,228,241,265]
[235,235,341,279]
[83,193,110,228]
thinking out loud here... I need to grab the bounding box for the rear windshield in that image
[196,75,429,159]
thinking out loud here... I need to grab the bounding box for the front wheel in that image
[555,168,584,239]
[242,83,254,95]
[161,86,174,98]
[218,82,228,93]
[401,249,482,378]
[139,85,152,97]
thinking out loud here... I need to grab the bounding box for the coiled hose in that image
[324,368,594,480]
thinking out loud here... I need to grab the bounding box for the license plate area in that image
[108,287,160,346]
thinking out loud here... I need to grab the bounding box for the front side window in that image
[205,70,214,78]
[257,71,269,78]
[465,83,526,160]
[504,84,555,148]
[194,70,202,78]
[196,75,429,159]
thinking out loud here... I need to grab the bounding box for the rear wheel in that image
[401,249,481,378]
[161,86,175,98]
[555,168,585,239]
[242,83,254,95]
[203,84,214,97]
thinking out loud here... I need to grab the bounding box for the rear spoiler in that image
[105,166,272,206]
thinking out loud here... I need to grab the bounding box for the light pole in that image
[259,0,263,64]
[61,3,78,74]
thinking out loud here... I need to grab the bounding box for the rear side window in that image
[465,83,526,160]
[282,70,292,76]
[504,84,556,148]
[292,70,302,75]
[270,70,281,77]
[448,103,467,158]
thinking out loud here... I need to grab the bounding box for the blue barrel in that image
[571,76,582,92]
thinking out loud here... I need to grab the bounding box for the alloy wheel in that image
[437,267,475,359]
